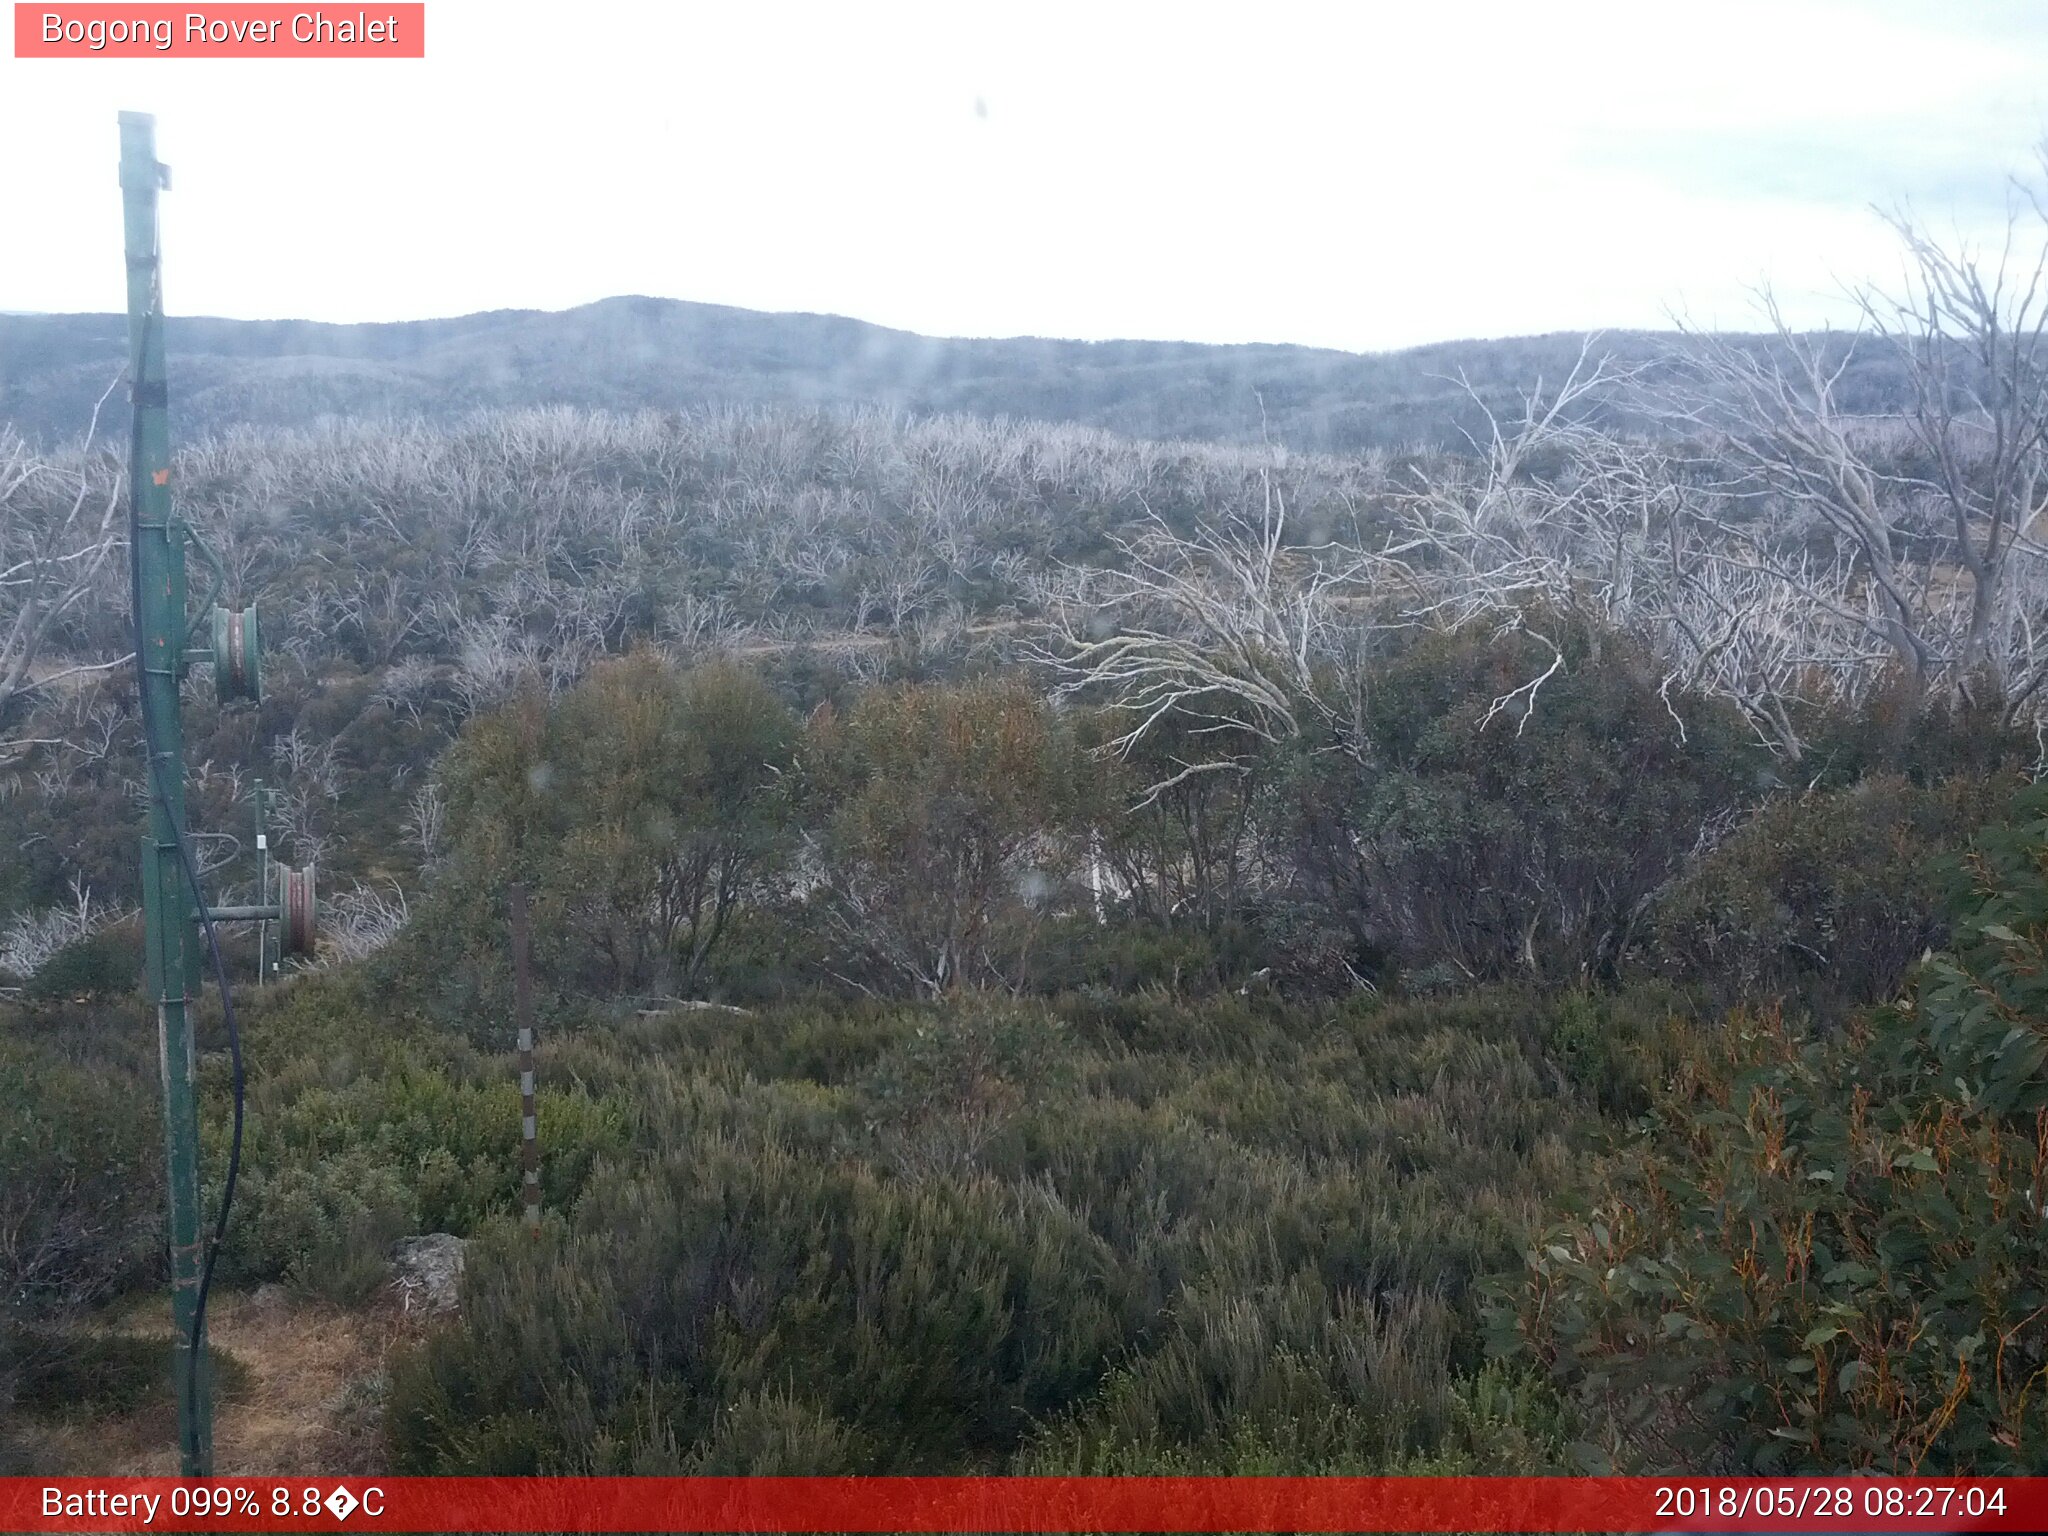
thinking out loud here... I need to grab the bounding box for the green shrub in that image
[189,976,628,1308]
[1029,1278,1459,1468]
[5,1332,254,1420]
[385,982,1600,1476]
[1801,685,2037,786]
[1276,616,1759,984]
[229,1149,421,1304]
[861,1001,1079,1176]
[390,655,799,1023]
[799,681,1090,996]
[1073,706,1262,937]
[0,1025,159,1406]
[1539,982,1701,1120]
[1021,1360,1571,1474]
[1645,773,2009,1020]
[23,925,142,1003]
[1499,783,2048,1473]
[632,1387,866,1474]
[556,998,916,1092]
[388,1134,1136,1472]
[1015,914,1269,996]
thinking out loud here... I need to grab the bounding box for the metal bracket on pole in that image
[195,867,316,955]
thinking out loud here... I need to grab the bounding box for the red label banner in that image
[13,4,424,57]
[0,1476,2043,1533]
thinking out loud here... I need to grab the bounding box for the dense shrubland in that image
[0,1002,161,1454]
[1506,788,2048,1472]
[378,983,1601,1474]
[7,177,2048,1474]
[6,627,2037,1472]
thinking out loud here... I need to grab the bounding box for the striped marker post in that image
[509,880,540,1233]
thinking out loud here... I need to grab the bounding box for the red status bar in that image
[1,1476,2041,1533]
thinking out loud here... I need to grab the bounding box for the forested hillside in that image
[6,187,2048,1477]
[0,297,1920,454]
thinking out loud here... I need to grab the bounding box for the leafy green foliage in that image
[861,1002,1079,1178]
[1020,1359,1571,1474]
[386,985,1597,1474]
[546,656,798,995]
[0,1017,160,1432]
[801,682,1088,995]
[1646,773,2010,1020]
[191,972,629,1302]
[21,926,142,1003]
[1501,784,2048,1472]
[1277,617,1760,983]
[398,654,798,1020]
[1077,707,1261,934]
[1801,681,2039,787]
[0,1027,161,1307]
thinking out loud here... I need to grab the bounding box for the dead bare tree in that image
[373,654,443,725]
[1392,340,1924,760]
[0,873,118,985]
[1035,469,1385,802]
[1652,534,1873,760]
[323,879,412,963]
[273,785,332,872]
[0,398,128,763]
[336,569,431,666]
[1664,163,2048,720]
[1866,183,2048,707]
[1387,344,1626,709]
[403,780,447,868]
[1666,307,1944,695]
[449,615,528,716]
[1393,348,1642,630]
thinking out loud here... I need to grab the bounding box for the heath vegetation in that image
[6,173,2048,1474]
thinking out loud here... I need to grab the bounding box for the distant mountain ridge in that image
[0,295,1907,453]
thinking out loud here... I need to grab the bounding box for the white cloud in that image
[1,0,2041,348]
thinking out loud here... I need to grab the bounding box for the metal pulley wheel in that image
[211,605,262,703]
[279,864,316,955]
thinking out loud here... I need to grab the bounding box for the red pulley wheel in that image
[281,864,316,955]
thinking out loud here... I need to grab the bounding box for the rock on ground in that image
[388,1233,466,1316]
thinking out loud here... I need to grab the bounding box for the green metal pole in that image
[120,109,213,1479]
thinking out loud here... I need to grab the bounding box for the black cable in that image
[127,273,246,1420]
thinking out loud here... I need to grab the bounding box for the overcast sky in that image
[2,0,2045,351]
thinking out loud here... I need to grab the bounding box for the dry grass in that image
[10,1288,417,1476]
